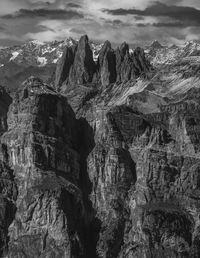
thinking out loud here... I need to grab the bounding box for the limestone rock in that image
[0,77,85,257]
[97,40,116,87]
[2,35,200,258]
[69,35,96,85]
[0,86,12,135]
[55,45,76,89]
[55,35,151,89]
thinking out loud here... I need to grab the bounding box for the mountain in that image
[0,35,200,257]
[1,37,200,94]
[0,38,103,94]
[150,40,164,49]
[0,38,104,68]
[145,40,200,66]
[55,36,151,90]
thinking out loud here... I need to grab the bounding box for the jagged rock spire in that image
[55,45,76,89]
[54,35,151,89]
[69,35,96,85]
[97,40,116,87]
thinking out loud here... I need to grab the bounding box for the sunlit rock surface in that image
[0,34,200,258]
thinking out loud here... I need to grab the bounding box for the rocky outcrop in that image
[69,35,96,85]
[133,47,151,76]
[150,40,164,49]
[0,86,12,135]
[82,99,200,258]
[0,77,88,257]
[55,35,151,89]
[55,45,77,89]
[115,42,131,82]
[2,34,200,258]
[97,40,116,87]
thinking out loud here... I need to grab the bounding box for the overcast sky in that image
[0,0,200,46]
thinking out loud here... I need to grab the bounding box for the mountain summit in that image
[0,34,199,257]
[150,40,164,49]
[55,35,151,89]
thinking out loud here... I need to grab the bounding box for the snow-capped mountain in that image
[1,37,200,69]
[1,36,200,95]
[0,38,102,68]
[0,37,103,93]
[145,40,200,66]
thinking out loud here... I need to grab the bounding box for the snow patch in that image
[129,49,134,55]
[37,57,47,66]
[10,51,20,61]
[31,40,44,45]
[53,58,59,64]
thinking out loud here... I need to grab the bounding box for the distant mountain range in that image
[1,38,200,68]
[1,37,200,93]
[1,34,200,257]
[146,40,200,66]
[0,38,103,67]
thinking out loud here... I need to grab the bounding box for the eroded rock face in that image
[115,42,131,83]
[0,77,87,257]
[69,35,96,85]
[55,35,151,89]
[97,41,116,87]
[1,34,200,258]
[59,63,200,257]
[55,45,77,89]
[0,86,12,135]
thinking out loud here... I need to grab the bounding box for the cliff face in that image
[86,104,200,258]
[0,35,200,258]
[0,77,88,257]
[55,35,151,90]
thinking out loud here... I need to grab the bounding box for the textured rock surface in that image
[55,45,77,89]
[97,40,116,87]
[69,35,96,85]
[0,86,12,135]
[0,77,89,257]
[59,35,200,257]
[56,35,151,90]
[1,34,200,258]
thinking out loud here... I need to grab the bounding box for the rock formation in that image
[97,40,116,87]
[0,77,88,257]
[0,86,12,135]
[55,45,77,89]
[115,42,131,82]
[0,34,200,258]
[69,35,96,85]
[55,35,151,89]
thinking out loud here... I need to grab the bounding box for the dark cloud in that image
[136,22,187,28]
[2,8,84,20]
[0,25,5,31]
[103,2,200,25]
[106,19,132,27]
[37,24,55,32]
[0,0,200,46]
[152,22,187,27]
[0,38,23,47]
[66,3,81,8]
[112,19,123,25]
[70,27,86,34]
[134,16,145,21]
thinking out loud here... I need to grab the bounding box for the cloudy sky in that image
[0,0,200,46]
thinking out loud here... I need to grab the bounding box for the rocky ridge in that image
[1,37,200,94]
[55,35,151,89]
[0,34,200,258]
[0,38,102,94]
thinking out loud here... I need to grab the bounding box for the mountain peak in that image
[25,40,45,46]
[79,35,89,45]
[150,40,163,49]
